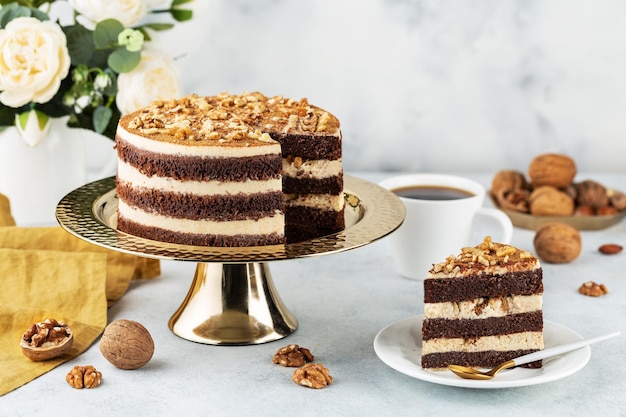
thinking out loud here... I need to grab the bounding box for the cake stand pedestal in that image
[56,175,405,345]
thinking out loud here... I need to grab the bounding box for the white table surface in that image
[2,172,625,417]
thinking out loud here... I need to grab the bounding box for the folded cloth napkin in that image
[0,227,161,304]
[0,248,108,396]
[0,193,160,396]
[0,193,15,226]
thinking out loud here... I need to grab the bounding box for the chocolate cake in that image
[421,236,544,370]
[115,92,344,247]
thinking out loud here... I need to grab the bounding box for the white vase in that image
[0,117,116,226]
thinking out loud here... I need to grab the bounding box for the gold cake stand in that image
[56,175,405,345]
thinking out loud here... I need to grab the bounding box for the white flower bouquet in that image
[0,0,192,146]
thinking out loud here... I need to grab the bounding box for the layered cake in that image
[421,236,544,370]
[115,92,344,246]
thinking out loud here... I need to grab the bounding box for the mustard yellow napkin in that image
[0,192,161,396]
[0,226,160,304]
[0,248,108,396]
[0,193,15,226]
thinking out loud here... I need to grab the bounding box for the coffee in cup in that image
[380,174,513,280]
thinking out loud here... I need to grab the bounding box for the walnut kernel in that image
[20,318,73,362]
[292,363,333,389]
[578,281,608,297]
[272,344,314,367]
[66,365,102,389]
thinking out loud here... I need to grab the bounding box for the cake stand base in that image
[168,262,298,345]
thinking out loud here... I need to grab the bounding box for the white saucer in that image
[373,315,591,389]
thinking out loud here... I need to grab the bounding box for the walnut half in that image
[292,363,333,389]
[66,365,102,389]
[272,344,314,367]
[578,281,608,297]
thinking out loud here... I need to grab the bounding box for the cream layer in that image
[424,295,542,320]
[284,193,345,211]
[118,128,281,158]
[422,332,543,355]
[118,201,284,236]
[117,161,282,195]
[282,158,342,179]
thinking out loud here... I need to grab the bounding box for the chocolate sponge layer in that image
[117,183,283,221]
[422,311,543,341]
[117,217,285,247]
[116,138,282,182]
[424,271,543,303]
[421,349,542,369]
[270,132,342,160]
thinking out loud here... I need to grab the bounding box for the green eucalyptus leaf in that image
[171,8,193,22]
[0,0,51,7]
[0,105,18,126]
[29,7,48,21]
[0,5,31,28]
[94,18,125,49]
[137,27,152,42]
[64,25,94,65]
[141,23,174,32]
[93,106,112,134]
[108,48,140,73]
[171,0,194,5]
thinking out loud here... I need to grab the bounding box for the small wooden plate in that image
[489,193,626,231]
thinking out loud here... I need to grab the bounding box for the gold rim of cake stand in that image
[56,175,405,345]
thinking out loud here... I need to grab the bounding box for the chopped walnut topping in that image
[272,344,314,367]
[317,112,331,132]
[431,236,534,274]
[579,281,608,297]
[123,92,339,144]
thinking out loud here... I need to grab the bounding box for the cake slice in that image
[421,236,544,370]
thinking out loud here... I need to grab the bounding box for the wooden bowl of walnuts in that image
[490,153,626,230]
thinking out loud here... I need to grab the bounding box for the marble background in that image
[159,0,625,174]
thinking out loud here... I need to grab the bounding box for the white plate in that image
[373,315,591,389]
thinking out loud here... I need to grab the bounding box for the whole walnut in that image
[575,180,608,208]
[99,319,154,370]
[529,186,575,216]
[528,153,576,189]
[533,222,581,263]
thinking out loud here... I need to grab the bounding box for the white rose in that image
[68,0,148,28]
[0,17,71,108]
[116,49,181,115]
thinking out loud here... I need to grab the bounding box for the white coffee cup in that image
[380,174,513,280]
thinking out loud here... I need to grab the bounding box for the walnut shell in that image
[533,222,581,263]
[491,170,529,196]
[20,319,74,362]
[528,153,576,188]
[529,186,575,216]
[99,319,154,370]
